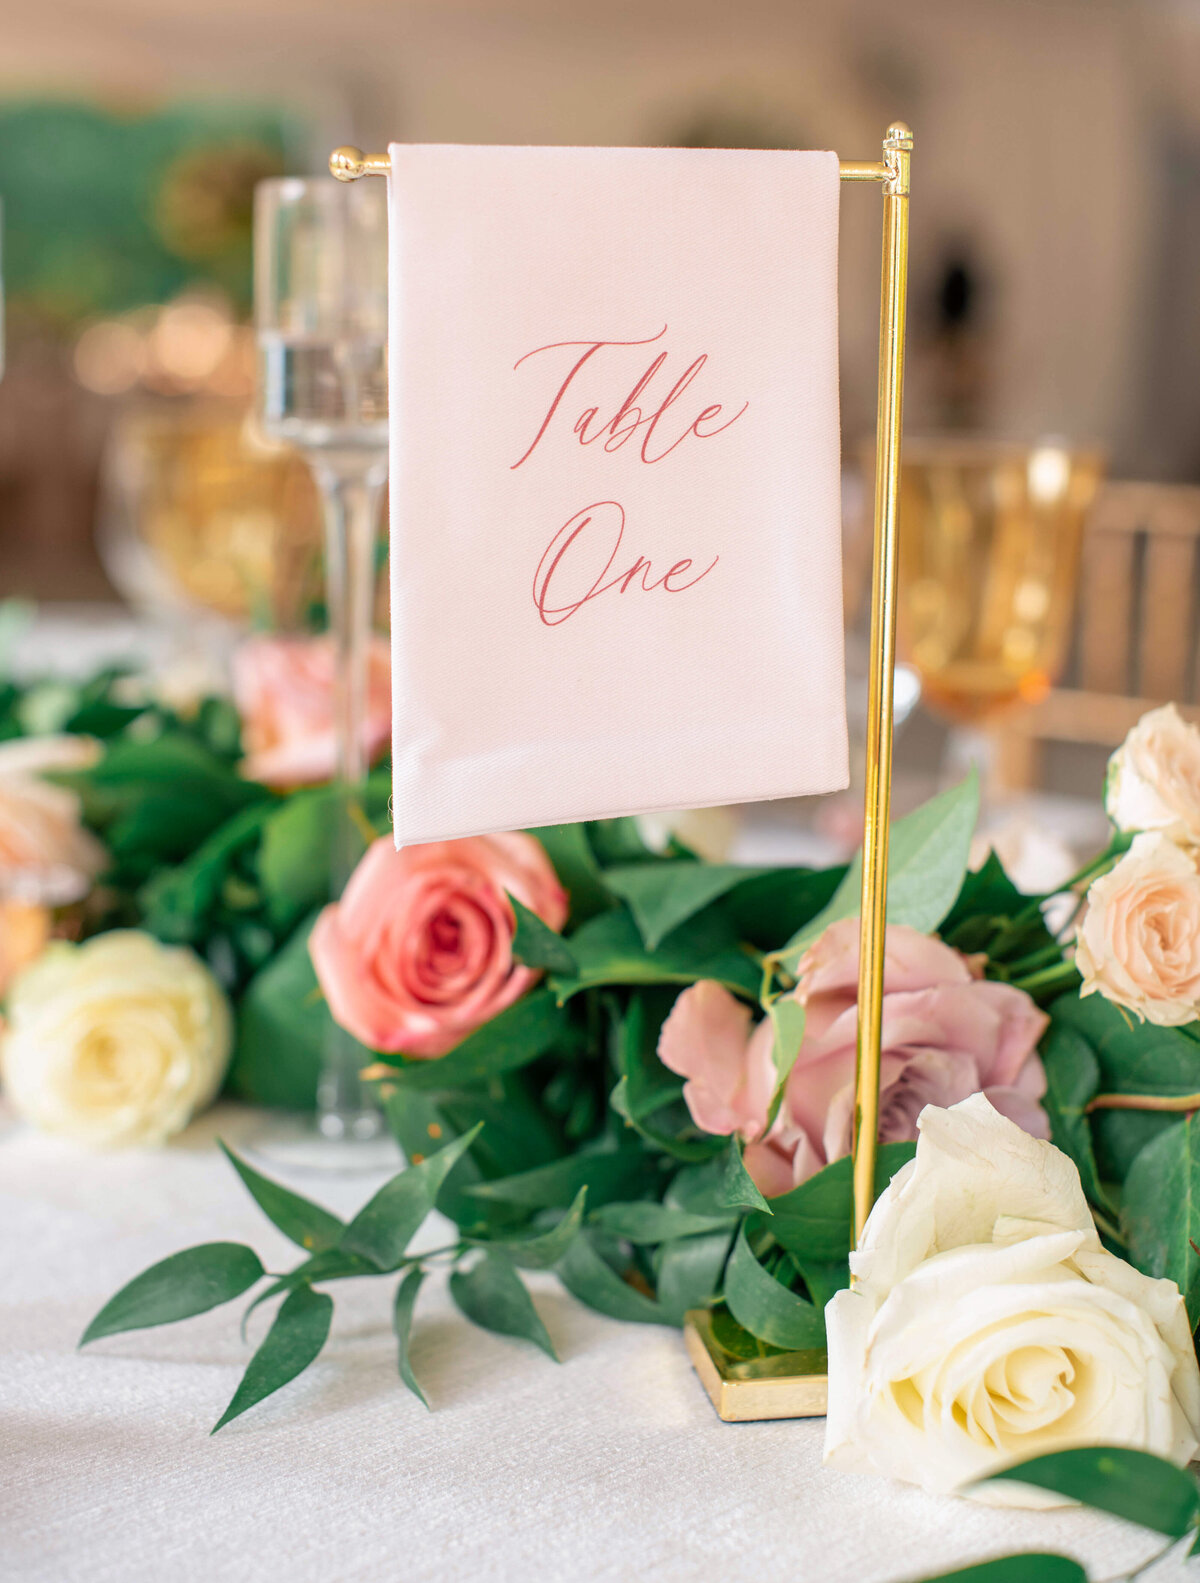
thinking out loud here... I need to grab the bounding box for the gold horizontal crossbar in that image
[329,135,911,196]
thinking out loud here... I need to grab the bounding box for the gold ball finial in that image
[885,122,914,149]
[330,146,365,182]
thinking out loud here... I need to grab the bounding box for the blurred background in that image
[5,0,1200,866]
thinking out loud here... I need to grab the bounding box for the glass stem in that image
[313,454,386,1141]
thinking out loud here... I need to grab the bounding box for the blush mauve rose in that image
[308,833,567,1057]
[658,918,1050,1197]
[231,634,391,788]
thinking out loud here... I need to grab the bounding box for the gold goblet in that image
[99,400,323,634]
[896,439,1103,729]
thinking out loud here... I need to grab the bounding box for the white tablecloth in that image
[2,1105,1190,1583]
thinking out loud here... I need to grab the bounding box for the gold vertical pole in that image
[852,123,912,1243]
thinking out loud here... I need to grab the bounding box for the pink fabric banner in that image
[387,144,847,844]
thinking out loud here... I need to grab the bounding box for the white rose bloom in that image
[1107,703,1200,846]
[1,931,231,1147]
[824,1094,1200,1506]
[0,734,107,905]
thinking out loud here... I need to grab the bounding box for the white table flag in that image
[387,143,847,843]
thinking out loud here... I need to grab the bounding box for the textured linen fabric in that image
[2,1102,1189,1583]
[387,144,848,844]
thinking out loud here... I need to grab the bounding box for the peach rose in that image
[0,900,51,996]
[659,919,1049,1196]
[309,833,567,1056]
[1107,703,1200,847]
[0,735,106,906]
[1076,831,1200,1025]
[231,634,391,788]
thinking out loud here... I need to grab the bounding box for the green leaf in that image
[70,733,269,874]
[615,990,683,1119]
[939,850,1052,963]
[1122,1114,1200,1327]
[983,1446,1200,1536]
[794,1258,850,1311]
[765,1142,917,1265]
[556,1233,668,1325]
[722,1225,825,1350]
[653,1229,736,1325]
[707,1304,792,1361]
[603,862,770,951]
[81,1243,264,1345]
[470,1187,588,1269]
[380,1083,560,1232]
[553,906,760,1003]
[590,1202,735,1243]
[665,1154,738,1217]
[464,1149,664,1211]
[226,916,329,1110]
[256,778,389,929]
[393,1267,429,1408]
[610,990,722,1163]
[372,990,567,1092]
[526,823,611,925]
[776,771,980,972]
[586,817,661,867]
[720,867,847,953]
[720,1136,772,1214]
[212,1284,333,1433]
[507,892,578,975]
[1052,992,1200,1098]
[138,801,271,943]
[767,994,807,1099]
[341,1125,483,1270]
[911,1559,1086,1583]
[1037,1024,1111,1212]
[449,1253,557,1359]
[241,1247,378,1336]
[610,1078,724,1164]
[218,1142,344,1254]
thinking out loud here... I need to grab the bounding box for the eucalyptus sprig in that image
[911,1446,1200,1581]
[80,1130,592,1431]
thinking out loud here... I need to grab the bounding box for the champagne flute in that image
[254,175,389,1152]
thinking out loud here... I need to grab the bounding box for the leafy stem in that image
[988,832,1132,957]
[1087,1089,1200,1115]
[1010,961,1081,996]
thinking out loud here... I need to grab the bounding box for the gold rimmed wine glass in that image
[896,439,1102,743]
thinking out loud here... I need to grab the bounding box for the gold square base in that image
[683,1310,828,1422]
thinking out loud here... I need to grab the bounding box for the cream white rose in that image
[1,931,231,1146]
[824,1095,1200,1506]
[1107,703,1200,846]
[1075,831,1200,1025]
[0,735,106,905]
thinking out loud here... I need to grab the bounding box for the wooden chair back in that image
[990,481,1200,792]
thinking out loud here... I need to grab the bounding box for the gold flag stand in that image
[331,123,912,1423]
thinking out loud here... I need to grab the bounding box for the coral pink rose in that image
[658,919,1050,1197]
[232,634,391,787]
[309,833,567,1056]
